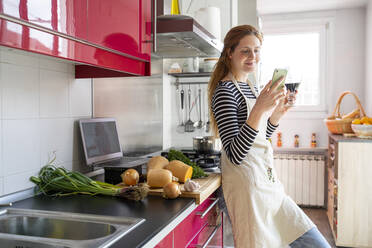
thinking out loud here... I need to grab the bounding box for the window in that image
[259,19,330,112]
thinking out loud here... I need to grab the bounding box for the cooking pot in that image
[193,136,221,153]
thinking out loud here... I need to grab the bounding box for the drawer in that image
[155,230,173,248]
[187,213,223,248]
[174,196,219,248]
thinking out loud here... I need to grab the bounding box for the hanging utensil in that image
[205,97,211,133]
[185,85,195,132]
[176,87,185,133]
[194,86,203,129]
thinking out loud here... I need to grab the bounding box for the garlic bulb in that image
[184,179,200,192]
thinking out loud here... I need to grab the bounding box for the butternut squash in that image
[147,156,169,171]
[147,169,173,188]
[165,160,193,183]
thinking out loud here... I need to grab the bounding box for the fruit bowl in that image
[351,124,372,139]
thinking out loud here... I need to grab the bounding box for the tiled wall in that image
[0,46,92,196]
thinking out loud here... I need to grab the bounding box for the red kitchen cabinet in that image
[155,230,173,248]
[156,196,223,248]
[0,0,152,77]
[1,0,88,40]
[87,0,151,62]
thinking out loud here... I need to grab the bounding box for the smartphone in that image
[271,68,288,89]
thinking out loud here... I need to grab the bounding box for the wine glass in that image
[285,82,301,106]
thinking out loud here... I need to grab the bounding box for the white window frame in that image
[260,14,334,119]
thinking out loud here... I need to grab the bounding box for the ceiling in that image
[257,0,369,15]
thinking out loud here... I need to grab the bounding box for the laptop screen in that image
[79,118,123,165]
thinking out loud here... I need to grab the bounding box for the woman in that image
[208,25,330,248]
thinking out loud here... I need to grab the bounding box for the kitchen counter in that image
[9,193,196,248]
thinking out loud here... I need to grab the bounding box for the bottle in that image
[311,133,317,148]
[276,132,282,147]
[294,134,299,148]
[171,0,180,15]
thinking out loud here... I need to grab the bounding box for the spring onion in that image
[30,157,149,201]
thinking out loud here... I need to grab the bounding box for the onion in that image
[121,169,139,186]
[163,182,181,199]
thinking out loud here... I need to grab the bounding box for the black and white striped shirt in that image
[212,81,278,165]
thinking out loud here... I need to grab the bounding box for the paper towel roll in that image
[194,7,221,40]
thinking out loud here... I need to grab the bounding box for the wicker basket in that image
[324,91,366,134]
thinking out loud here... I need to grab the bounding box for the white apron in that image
[221,77,315,248]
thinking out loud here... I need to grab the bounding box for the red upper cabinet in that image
[0,0,152,77]
[87,0,151,62]
[1,0,88,40]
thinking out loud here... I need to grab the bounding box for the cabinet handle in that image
[196,198,219,219]
[194,223,221,248]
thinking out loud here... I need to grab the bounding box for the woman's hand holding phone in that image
[271,68,288,90]
[246,79,286,130]
[256,78,286,112]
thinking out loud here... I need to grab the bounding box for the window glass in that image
[259,33,320,106]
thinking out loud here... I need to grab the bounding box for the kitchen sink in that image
[0,208,145,248]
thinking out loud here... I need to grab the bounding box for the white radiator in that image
[274,154,326,207]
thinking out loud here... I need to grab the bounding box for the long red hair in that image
[208,25,263,137]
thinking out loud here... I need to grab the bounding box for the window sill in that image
[280,110,328,120]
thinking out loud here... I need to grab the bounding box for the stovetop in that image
[161,148,221,172]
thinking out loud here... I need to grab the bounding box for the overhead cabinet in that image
[0,0,152,77]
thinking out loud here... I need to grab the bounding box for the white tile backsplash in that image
[0,120,2,178]
[3,119,41,176]
[2,63,39,119]
[0,178,4,196]
[39,57,71,73]
[1,47,39,68]
[40,69,70,118]
[40,118,74,165]
[0,47,92,196]
[70,78,92,117]
[3,169,39,195]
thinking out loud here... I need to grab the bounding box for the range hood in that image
[153,15,223,58]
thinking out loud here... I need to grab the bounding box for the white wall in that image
[0,46,92,196]
[162,59,211,148]
[366,2,372,115]
[237,0,257,28]
[164,0,234,40]
[166,8,367,149]
[262,8,366,148]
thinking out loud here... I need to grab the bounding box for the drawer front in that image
[174,197,217,248]
[188,213,223,248]
[155,230,173,248]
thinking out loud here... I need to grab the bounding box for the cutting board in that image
[118,173,221,204]
[148,173,221,204]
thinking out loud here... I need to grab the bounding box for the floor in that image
[302,208,336,248]
[222,207,337,248]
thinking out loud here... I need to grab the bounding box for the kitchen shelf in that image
[273,147,328,154]
[169,72,212,87]
[168,72,212,78]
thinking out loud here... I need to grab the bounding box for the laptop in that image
[79,118,149,168]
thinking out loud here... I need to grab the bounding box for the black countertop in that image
[9,192,195,247]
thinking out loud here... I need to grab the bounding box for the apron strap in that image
[228,73,258,117]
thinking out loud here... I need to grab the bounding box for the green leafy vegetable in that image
[30,156,148,201]
[167,149,207,179]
